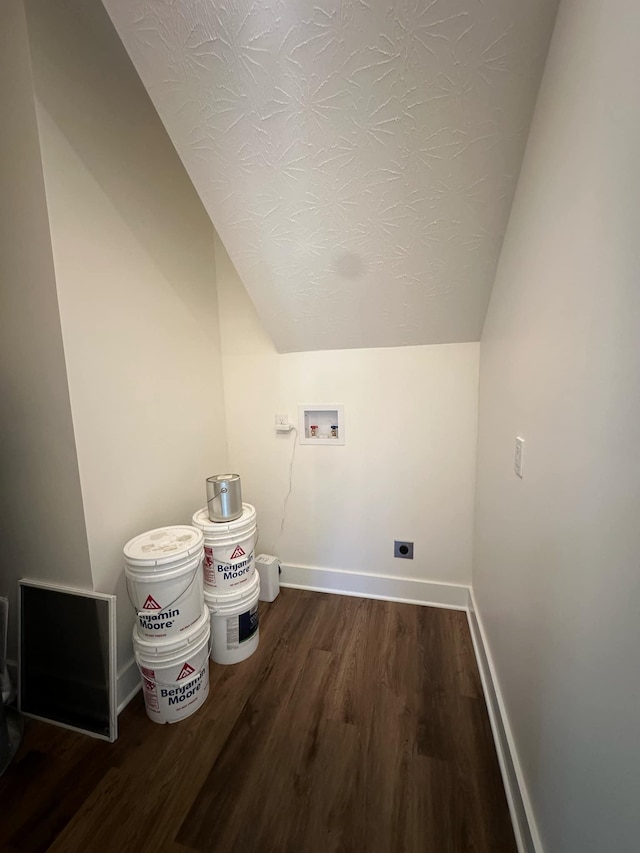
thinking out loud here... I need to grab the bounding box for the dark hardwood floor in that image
[0,589,516,853]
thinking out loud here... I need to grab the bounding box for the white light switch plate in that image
[515,436,525,478]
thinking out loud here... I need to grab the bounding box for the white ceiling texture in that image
[104,0,558,352]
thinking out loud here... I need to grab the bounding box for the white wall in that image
[0,0,93,659]
[24,0,229,676]
[473,1,640,851]
[216,236,479,590]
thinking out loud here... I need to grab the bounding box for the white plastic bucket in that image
[133,606,210,724]
[204,572,260,665]
[124,525,204,640]
[192,504,257,594]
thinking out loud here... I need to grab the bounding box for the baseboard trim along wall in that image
[280,563,471,610]
[467,590,542,853]
[116,658,141,715]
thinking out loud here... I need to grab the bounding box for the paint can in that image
[133,606,210,724]
[206,474,243,522]
[204,572,260,665]
[192,504,257,594]
[124,526,204,640]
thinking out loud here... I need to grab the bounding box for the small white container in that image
[204,573,260,665]
[124,526,204,640]
[255,554,280,602]
[133,606,210,724]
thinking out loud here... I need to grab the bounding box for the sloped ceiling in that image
[103,0,558,352]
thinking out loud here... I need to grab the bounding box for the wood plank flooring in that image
[0,589,516,852]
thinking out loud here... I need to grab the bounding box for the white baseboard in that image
[280,563,470,610]
[467,590,542,853]
[116,657,141,715]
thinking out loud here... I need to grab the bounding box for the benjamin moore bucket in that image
[192,504,257,594]
[133,606,210,724]
[204,572,260,665]
[124,526,204,640]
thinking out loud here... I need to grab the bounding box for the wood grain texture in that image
[0,589,516,852]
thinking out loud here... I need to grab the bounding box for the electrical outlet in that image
[515,436,525,478]
[275,413,293,433]
[394,540,414,559]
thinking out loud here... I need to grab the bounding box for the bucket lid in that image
[124,525,204,567]
[133,605,209,655]
[207,473,240,484]
[192,503,256,533]
[204,570,260,608]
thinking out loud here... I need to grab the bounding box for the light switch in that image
[515,437,525,478]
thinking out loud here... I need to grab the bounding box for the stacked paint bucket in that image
[192,474,260,665]
[124,526,210,725]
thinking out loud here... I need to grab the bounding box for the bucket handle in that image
[126,557,202,618]
[206,486,228,513]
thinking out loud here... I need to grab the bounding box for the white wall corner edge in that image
[467,589,543,853]
[116,657,141,715]
[280,564,471,610]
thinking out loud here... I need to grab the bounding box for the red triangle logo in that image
[143,594,162,610]
[230,545,245,560]
[144,678,156,692]
[177,662,195,680]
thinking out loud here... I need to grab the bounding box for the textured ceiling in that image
[104,0,558,352]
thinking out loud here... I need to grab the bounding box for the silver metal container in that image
[206,474,243,522]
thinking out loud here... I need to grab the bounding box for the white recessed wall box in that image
[298,405,345,445]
